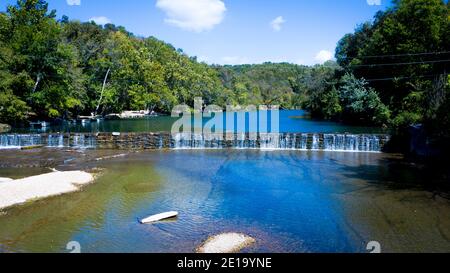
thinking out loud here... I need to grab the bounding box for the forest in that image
[0,0,449,150]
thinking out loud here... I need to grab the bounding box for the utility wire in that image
[357,51,450,59]
[350,59,450,67]
[365,73,447,82]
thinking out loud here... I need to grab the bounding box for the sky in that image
[1,0,389,65]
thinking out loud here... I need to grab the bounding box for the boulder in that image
[197,233,255,253]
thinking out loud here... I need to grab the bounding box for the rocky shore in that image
[0,170,94,210]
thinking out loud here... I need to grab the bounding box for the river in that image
[0,111,448,253]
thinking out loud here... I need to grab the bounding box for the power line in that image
[365,73,447,82]
[350,59,450,68]
[358,51,450,59]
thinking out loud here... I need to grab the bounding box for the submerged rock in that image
[0,124,11,133]
[197,233,256,253]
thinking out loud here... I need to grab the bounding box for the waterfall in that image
[158,135,164,149]
[300,134,308,150]
[0,134,42,149]
[72,134,85,148]
[0,133,390,152]
[170,133,389,152]
[72,134,96,149]
[323,134,385,152]
[311,134,320,150]
[173,133,193,149]
[47,134,65,147]
[0,134,96,149]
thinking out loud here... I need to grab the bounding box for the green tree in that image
[338,74,390,125]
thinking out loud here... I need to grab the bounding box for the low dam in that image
[0,132,391,152]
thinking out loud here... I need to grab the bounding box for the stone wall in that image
[2,132,392,152]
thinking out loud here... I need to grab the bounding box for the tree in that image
[338,74,390,125]
[301,62,342,119]
[335,0,449,132]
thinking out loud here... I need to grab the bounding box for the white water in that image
[0,133,390,152]
[172,133,390,152]
[0,134,96,149]
[0,134,42,149]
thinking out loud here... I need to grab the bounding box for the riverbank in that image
[0,149,448,253]
[0,170,94,210]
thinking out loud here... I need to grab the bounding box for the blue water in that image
[2,150,447,253]
[82,151,367,252]
[10,110,385,134]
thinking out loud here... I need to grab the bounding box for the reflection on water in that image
[0,150,448,253]
[10,110,385,134]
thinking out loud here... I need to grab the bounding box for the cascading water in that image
[0,133,390,152]
[71,134,97,149]
[323,134,384,152]
[170,133,389,152]
[311,134,320,150]
[47,134,65,147]
[0,134,42,149]
[0,134,96,149]
[300,134,308,150]
[158,135,164,149]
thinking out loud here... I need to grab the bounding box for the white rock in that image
[197,233,256,253]
[0,178,13,183]
[0,171,94,210]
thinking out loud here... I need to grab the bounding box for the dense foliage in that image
[0,0,390,127]
[335,0,449,135]
[0,0,448,146]
[0,0,229,124]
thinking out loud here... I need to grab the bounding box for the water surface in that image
[10,110,385,134]
[0,150,448,253]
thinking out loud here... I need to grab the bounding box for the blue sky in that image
[2,0,389,65]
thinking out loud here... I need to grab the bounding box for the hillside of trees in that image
[0,0,230,124]
[335,0,449,149]
[0,0,329,125]
[0,0,388,126]
[0,0,449,152]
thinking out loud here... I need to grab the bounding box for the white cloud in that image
[221,56,250,65]
[156,0,226,32]
[89,16,112,25]
[270,16,286,32]
[367,0,381,6]
[66,0,81,6]
[314,50,333,63]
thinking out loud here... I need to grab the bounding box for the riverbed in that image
[0,149,448,253]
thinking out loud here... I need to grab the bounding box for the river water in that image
[0,149,448,253]
[9,110,384,134]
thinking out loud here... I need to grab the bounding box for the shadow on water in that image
[325,153,450,253]
[0,149,449,253]
[339,155,450,197]
[0,160,163,253]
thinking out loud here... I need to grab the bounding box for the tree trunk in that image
[95,68,111,117]
[32,74,42,93]
[427,74,447,118]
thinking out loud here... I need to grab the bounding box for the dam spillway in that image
[0,132,391,152]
